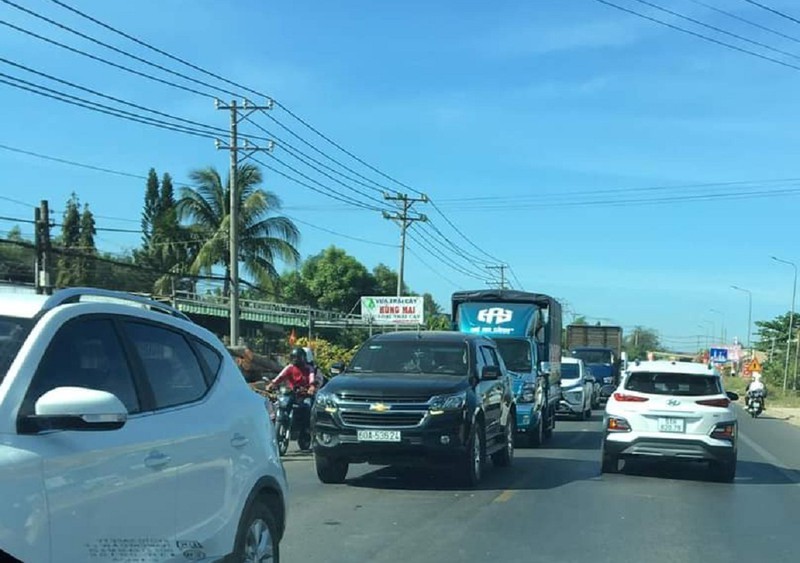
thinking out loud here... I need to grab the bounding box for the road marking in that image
[493,490,516,503]
[738,431,800,487]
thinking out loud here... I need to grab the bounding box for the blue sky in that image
[1,0,800,349]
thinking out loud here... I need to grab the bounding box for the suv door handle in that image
[231,433,249,448]
[144,451,171,469]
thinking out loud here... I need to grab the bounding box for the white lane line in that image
[738,431,800,487]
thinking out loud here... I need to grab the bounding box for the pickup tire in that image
[491,417,515,467]
[315,454,349,484]
[461,422,485,487]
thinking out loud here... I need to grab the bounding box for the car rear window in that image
[625,372,722,396]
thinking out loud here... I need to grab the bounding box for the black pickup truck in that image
[311,331,516,487]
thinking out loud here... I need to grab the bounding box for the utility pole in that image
[486,264,508,289]
[382,192,428,296]
[34,200,52,295]
[771,256,797,391]
[215,99,274,346]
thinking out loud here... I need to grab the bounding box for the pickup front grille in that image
[340,411,425,428]
[337,393,431,404]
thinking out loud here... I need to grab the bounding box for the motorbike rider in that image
[266,346,317,416]
[745,371,767,410]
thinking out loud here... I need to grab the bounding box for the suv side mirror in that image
[24,387,127,433]
[481,365,501,381]
[726,391,739,401]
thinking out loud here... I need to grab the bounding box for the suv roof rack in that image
[41,287,191,321]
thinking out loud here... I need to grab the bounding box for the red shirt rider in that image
[267,347,315,396]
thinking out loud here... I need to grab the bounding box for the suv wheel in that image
[315,454,349,484]
[710,459,736,483]
[492,417,515,467]
[233,500,280,562]
[462,422,485,487]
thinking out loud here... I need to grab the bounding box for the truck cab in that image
[451,290,562,447]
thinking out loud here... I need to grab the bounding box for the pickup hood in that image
[561,377,584,390]
[325,373,468,399]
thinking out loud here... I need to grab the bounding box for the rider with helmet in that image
[745,371,767,410]
[267,347,316,400]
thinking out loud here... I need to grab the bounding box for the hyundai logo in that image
[667,399,681,406]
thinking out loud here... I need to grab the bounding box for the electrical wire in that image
[407,225,492,282]
[405,246,462,289]
[688,0,800,45]
[742,0,800,27]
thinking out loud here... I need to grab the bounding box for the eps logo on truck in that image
[477,307,513,324]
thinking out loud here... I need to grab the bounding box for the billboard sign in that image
[709,347,729,363]
[361,296,424,325]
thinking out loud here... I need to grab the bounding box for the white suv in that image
[0,288,287,562]
[601,360,738,482]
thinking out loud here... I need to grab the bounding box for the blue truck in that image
[566,324,624,404]
[452,290,562,447]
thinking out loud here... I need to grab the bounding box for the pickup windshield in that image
[572,350,612,364]
[350,340,469,375]
[494,339,532,373]
[0,316,33,384]
[625,372,722,396]
[561,363,581,379]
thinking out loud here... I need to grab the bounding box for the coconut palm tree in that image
[178,163,300,294]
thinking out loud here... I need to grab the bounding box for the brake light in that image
[696,398,730,408]
[710,422,736,441]
[613,392,649,402]
[607,416,631,432]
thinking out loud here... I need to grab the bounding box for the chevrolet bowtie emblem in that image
[369,402,391,412]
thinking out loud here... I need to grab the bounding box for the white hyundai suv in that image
[0,288,287,562]
[601,360,738,482]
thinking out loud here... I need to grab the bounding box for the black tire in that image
[275,421,290,456]
[529,413,545,447]
[315,454,348,484]
[297,430,312,452]
[461,421,485,487]
[601,447,619,474]
[710,460,736,483]
[543,408,554,440]
[492,416,515,468]
[232,499,280,562]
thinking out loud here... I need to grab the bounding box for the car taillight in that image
[607,416,631,432]
[696,398,730,408]
[710,422,736,441]
[613,392,649,402]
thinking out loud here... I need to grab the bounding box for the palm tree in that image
[178,163,300,295]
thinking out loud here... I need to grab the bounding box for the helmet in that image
[289,347,307,365]
[303,346,315,365]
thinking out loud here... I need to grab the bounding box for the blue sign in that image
[709,347,729,363]
[456,302,538,338]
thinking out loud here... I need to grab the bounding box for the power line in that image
[283,214,397,248]
[408,225,491,282]
[405,246,462,290]
[508,265,525,291]
[0,194,35,208]
[428,200,498,263]
[742,0,800,27]
[593,0,800,73]
[687,0,800,45]
[630,0,800,61]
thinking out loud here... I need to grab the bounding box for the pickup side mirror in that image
[23,387,127,433]
[330,361,345,376]
[726,391,739,401]
[481,365,501,381]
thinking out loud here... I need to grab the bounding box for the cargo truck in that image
[452,290,562,447]
[566,324,623,403]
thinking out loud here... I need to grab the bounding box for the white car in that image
[557,357,593,420]
[0,288,287,562]
[601,360,738,482]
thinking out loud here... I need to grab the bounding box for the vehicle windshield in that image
[349,340,469,375]
[561,363,581,379]
[0,316,33,383]
[572,350,612,364]
[624,372,722,396]
[494,339,532,373]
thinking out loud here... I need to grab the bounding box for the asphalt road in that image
[280,407,800,563]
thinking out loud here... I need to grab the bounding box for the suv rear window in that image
[625,372,722,396]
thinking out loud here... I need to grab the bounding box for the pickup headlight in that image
[518,383,535,403]
[429,391,467,414]
[315,391,337,413]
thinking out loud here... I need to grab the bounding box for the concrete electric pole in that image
[486,264,508,289]
[215,99,275,346]
[382,192,428,296]
[34,200,52,295]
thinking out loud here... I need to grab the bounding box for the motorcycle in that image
[746,389,765,418]
[269,384,313,455]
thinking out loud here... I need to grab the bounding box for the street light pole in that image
[771,256,797,391]
[709,309,725,345]
[731,285,753,350]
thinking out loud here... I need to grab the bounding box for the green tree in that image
[371,263,410,296]
[624,326,661,361]
[754,312,797,387]
[178,163,300,294]
[0,226,35,284]
[141,168,160,248]
[56,193,82,287]
[424,293,450,330]
[292,246,374,312]
[77,204,97,285]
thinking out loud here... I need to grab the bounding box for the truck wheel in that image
[315,454,348,484]
[492,418,515,467]
[461,422,485,487]
[529,414,544,448]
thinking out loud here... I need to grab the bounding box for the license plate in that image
[357,429,401,442]
[658,417,685,433]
